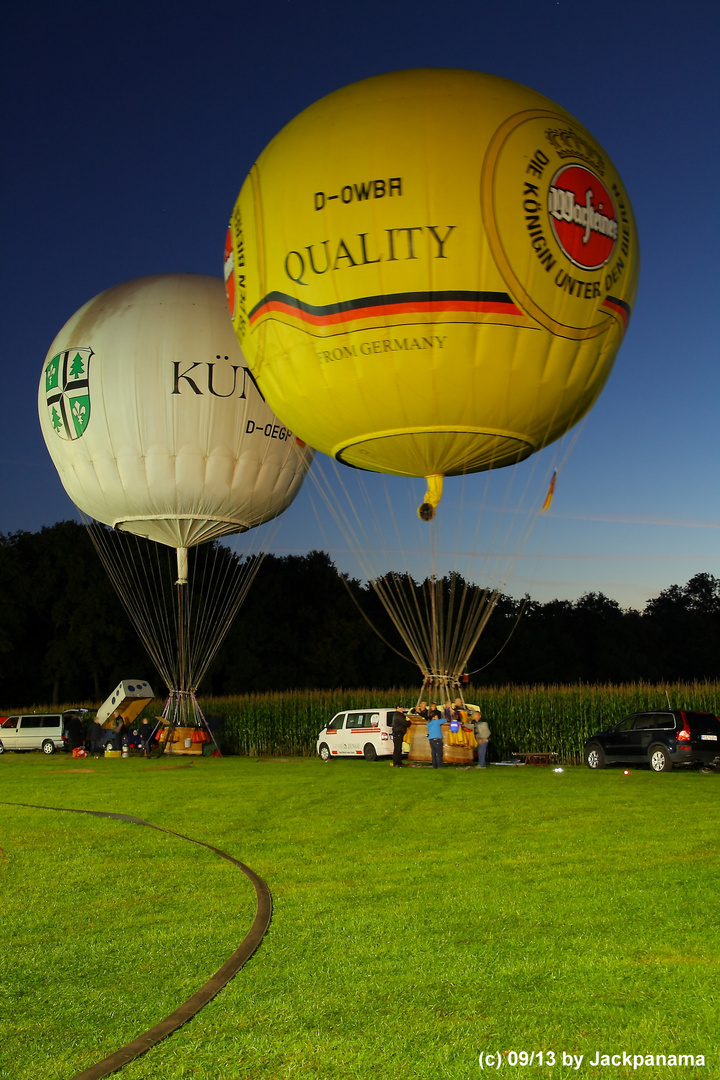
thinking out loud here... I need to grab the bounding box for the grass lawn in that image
[0,753,718,1079]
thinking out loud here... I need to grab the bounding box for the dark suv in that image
[584,710,720,772]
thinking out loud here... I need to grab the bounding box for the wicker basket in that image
[408,721,474,765]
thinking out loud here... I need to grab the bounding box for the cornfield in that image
[199,681,720,764]
[11,683,719,764]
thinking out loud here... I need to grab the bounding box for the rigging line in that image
[86,523,175,687]
[378,572,430,664]
[409,572,437,664]
[200,481,297,659]
[435,578,500,679]
[468,594,531,675]
[314,466,504,678]
[192,535,266,676]
[309,469,430,659]
[453,580,486,655]
[125,539,178,687]
[415,568,490,678]
[301,459,419,668]
[184,435,310,685]
[447,573,472,666]
[387,569,439,670]
[190,555,266,689]
[336,570,416,667]
[305,460,370,567]
[441,586,498,679]
[370,573,427,668]
[399,573,436,671]
[187,544,238,682]
[305,436,572,683]
[188,542,244,679]
[116,537,173,678]
[458,583,498,656]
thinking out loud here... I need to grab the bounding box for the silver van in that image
[0,714,68,755]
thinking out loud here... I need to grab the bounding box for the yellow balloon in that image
[226,69,639,516]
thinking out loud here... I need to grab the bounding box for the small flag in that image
[541,470,557,512]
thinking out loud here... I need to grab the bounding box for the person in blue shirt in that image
[426,704,445,768]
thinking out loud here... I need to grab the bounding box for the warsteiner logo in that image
[44,348,93,440]
[548,165,618,271]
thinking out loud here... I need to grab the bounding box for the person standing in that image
[391,706,411,768]
[139,717,157,757]
[470,708,491,768]
[87,720,105,757]
[426,705,445,768]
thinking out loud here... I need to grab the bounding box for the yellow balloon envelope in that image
[226,69,639,516]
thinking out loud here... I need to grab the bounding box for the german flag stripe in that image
[248,290,523,328]
[601,295,631,330]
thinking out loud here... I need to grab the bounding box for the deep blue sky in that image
[2,0,718,609]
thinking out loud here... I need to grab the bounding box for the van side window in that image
[19,717,43,729]
[347,713,371,729]
[2,717,18,729]
[326,714,346,731]
[42,717,60,728]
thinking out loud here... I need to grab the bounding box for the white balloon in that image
[39,274,312,547]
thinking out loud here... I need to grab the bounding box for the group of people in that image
[83,716,159,757]
[390,698,491,770]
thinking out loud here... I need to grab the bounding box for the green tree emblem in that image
[51,406,63,432]
[70,353,86,380]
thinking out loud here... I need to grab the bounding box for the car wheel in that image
[585,743,606,769]
[363,743,377,761]
[0,741,5,754]
[318,743,332,762]
[41,740,56,755]
[649,745,673,772]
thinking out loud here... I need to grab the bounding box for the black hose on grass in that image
[1,801,273,1079]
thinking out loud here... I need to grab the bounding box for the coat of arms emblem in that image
[44,348,93,440]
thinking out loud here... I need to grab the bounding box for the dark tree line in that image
[1,521,718,706]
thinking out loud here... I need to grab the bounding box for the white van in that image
[317,708,406,761]
[0,713,68,755]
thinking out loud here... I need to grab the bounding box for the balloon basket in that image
[155,723,212,756]
[164,725,204,755]
[408,722,431,763]
[443,738,474,766]
[153,692,220,758]
[407,721,474,765]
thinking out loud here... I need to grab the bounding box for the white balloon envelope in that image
[38,273,312,549]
